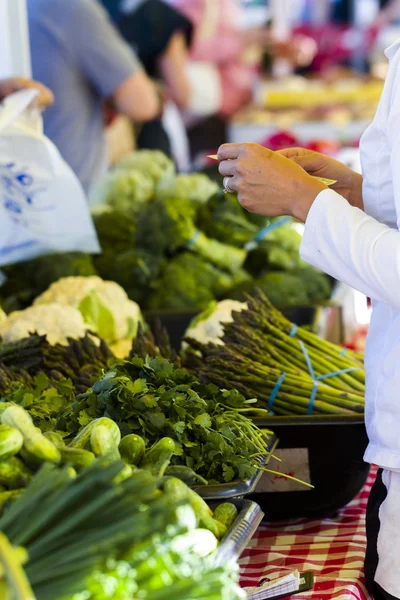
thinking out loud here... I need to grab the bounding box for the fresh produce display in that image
[0,333,275,487]
[0,150,332,314]
[184,292,365,416]
[0,459,245,600]
[49,356,271,484]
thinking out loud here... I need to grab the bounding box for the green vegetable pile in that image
[0,150,332,315]
[64,356,272,484]
[184,291,365,416]
[0,334,273,486]
[0,459,245,600]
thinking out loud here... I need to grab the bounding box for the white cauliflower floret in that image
[34,276,141,344]
[0,304,89,345]
[0,306,6,325]
[184,300,247,347]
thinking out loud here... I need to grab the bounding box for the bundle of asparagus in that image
[184,291,365,416]
[0,334,113,395]
[129,321,180,366]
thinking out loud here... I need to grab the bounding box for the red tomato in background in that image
[261,130,299,151]
[306,139,340,155]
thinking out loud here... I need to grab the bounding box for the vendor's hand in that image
[218,143,327,223]
[278,148,364,210]
[0,77,54,109]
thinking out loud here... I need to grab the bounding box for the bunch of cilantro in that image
[68,356,270,484]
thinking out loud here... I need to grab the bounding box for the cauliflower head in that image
[184,299,247,347]
[0,304,89,345]
[34,276,141,345]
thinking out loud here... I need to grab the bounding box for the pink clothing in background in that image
[168,0,254,117]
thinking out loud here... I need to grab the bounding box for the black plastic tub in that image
[247,415,369,521]
[211,499,264,565]
[194,435,278,500]
[145,306,322,351]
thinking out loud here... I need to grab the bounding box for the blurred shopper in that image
[101,0,193,158]
[375,0,400,26]
[0,77,53,108]
[168,0,315,158]
[28,0,160,193]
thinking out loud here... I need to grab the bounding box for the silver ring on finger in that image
[223,176,234,194]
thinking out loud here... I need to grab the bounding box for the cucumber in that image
[119,434,146,466]
[69,417,120,450]
[164,465,208,487]
[0,425,23,461]
[141,437,175,477]
[61,447,95,470]
[0,457,32,489]
[44,432,94,469]
[113,463,133,484]
[213,502,238,529]
[163,477,226,540]
[43,432,65,447]
[2,405,60,463]
[90,424,120,458]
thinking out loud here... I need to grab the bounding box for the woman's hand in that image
[0,77,54,109]
[218,143,327,222]
[278,147,364,210]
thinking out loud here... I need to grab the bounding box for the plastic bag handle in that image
[0,89,40,134]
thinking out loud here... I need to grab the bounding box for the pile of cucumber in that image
[0,407,239,542]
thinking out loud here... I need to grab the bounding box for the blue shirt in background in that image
[28,0,141,193]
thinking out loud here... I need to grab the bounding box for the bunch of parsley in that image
[67,356,270,484]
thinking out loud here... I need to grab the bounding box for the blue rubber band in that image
[268,371,286,411]
[186,229,201,249]
[254,216,292,243]
[297,341,360,415]
[299,341,316,380]
[339,348,347,357]
[289,324,298,338]
[308,384,319,415]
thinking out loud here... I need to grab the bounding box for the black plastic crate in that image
[248,415,369,520]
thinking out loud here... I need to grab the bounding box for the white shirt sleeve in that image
[300,189,400,309]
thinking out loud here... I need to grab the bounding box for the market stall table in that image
[240,467,377,599]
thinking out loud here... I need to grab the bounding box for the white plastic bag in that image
[0,89,100,267]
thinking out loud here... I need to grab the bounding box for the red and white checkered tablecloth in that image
[240,467,378,600]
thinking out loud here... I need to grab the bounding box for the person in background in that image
[217,27,400,600]
[168,0,315,158]
[375,0,400,26]
[101,0,193,157]
[0,77,53,108]
[28,0,160,194]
